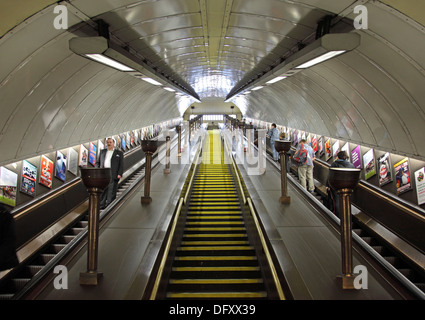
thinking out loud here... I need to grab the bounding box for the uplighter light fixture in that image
[85,53,135,72]
[69,36,201,101]
[141,77,162,86]
[225,33,360,101]
[295,50,346,69]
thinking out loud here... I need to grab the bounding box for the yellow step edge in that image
[175,256,256,260]
[172,266,259,271]
[166,292,267,298]
[177,246,254,251]
[180,241,249,245]
[187,216,242,220]
[184,227,246,231]
[182,234,247,238]
[186,221,244,225]
[169,278,263,284]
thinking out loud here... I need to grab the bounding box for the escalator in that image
[152,130,284,300]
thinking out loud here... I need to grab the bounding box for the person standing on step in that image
[96,137,124,209]
[267,123,280,161]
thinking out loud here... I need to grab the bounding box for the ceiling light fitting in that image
[69,36,200,100]
[226,33,360,101]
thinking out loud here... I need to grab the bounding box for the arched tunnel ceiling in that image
[0,0,425,166]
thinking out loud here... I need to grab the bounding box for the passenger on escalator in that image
[267,123,280,161]
[325,151,355,218]
[293,139,316,193]
[96,137,124,210]
[0,204,19,271]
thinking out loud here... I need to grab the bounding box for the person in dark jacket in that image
[96,137,124,209]
[0,204,19,271]
[326,151,355,217]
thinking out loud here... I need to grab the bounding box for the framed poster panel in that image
[121,134,126,150]
[318,136,324,156]
[67,148,78,175]
[0,166,18,207]
[325,138,332,161]
[377,152,392,187]
[363,149,376,180]
[332,140,340,159]
[89,142,97,166]
[293,130,298,146]
[126,132,131,148]
[55,151,67,182]
[40,155,53,188]
[414,167,425,205]
[311,135,318,153]
[21,160,37,196]
[79,144,88,167]
[394,157,411,195]
[351,145,362,169]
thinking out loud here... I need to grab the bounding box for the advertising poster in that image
[293,130,298,146]
[351,145,362,169]
[394,157,411,195]
[121,134,126,150]
[318,136,324,156]
[377,152,392,187]
[311,135,318,153]
[341,142,350,161]
[40,155,53,188]
[79,144,88,167]
[21,160,37,196]
[126,132,131,148]
[332,140,340,159]
[89,142,97,166]
[363,149,376,180]
[56,151,67,182]
[325,138,331,161]
[0,166,18,206]
[68,148,78,175]
[414,167,425,205]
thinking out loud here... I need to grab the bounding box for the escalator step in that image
[166,292,267,299]
[27,265,43,276]
[12,278,30,291]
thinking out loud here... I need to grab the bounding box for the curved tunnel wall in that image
[0,1,425,164]
[241,3,425,162]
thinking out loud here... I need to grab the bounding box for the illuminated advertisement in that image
[414,167,425,205]
[68,148,78,175]
[377,152,392,187]
[325,138,331,161]
[21,160,37,196]
[55,151,67,182]
[40,155,53,188]
[0,166,18,206]
[89,142,97,166]
[79,144,88,167]
[363,149,376,180]
[351,145,362,169]
[394,157,411,194]
[311,135,318,153]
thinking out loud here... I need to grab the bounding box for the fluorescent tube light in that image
[164,87,175,92]
[85,54,135,71]
[141,77,162,86]
[252,86,263,91]
[295,50,346,69]
[266,76,287,84]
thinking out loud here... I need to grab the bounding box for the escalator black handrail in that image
[11,131,185,300]
[227,126,425,300]
[257,137,425,300]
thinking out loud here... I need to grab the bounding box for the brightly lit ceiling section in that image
[66,0,345,103]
